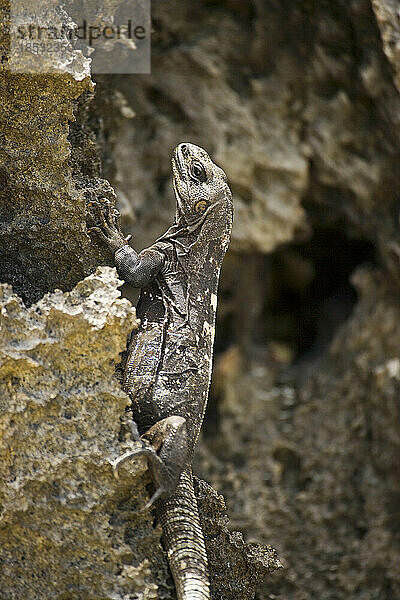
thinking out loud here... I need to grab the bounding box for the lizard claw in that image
[111,445,163,479]
[126,485,166,515]
[126,417,142,442]
[88,226,108,243]
[111,448,142,479]
[111,443,172,509]
[142,485,166,511]
[86,197,128,252]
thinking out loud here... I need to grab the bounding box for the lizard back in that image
[123,192,233,454]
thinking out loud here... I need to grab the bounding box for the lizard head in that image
[171,143,232,225]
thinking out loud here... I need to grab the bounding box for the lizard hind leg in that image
[113,415,190,509]
[142,426,210,599]
[142,415,190,504]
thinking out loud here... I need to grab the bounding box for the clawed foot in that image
[112,441,170,510]
[113,416,187,510]
[112,416,152,477]
[87,198,131,252]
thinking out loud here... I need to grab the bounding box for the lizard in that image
[89,142,233,600]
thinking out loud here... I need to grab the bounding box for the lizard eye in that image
[191,161,207,183]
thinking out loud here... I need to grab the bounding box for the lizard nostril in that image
[180,144,189,157]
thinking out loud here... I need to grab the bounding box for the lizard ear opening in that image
[195,199,208,213]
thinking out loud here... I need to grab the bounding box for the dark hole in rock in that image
[205,228,375,439]
[270,228,376,361]
[214,227,376,363]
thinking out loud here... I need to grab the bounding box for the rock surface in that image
[0,267,166,599]
[195,478,281,600]
[196,267,400,599]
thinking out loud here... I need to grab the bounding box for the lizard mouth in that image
[172,145,189,199]
[173,178,184,203]
[172,154,189,218]
[172,146,186,177]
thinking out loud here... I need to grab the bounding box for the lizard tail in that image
[156,468,210,600]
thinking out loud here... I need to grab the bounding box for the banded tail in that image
[156,468,210,600]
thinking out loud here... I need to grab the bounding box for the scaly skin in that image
[89,143,233,599]
[157,469,209,600]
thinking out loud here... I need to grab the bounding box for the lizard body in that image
[90,143,233,600]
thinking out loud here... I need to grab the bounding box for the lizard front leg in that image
[88,198,172,507]
[88,198,164,287]
[88,198,132,253]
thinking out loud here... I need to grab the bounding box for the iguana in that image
[89,143,233,599]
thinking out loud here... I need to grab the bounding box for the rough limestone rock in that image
[372,0,400,94]
[0,66,118,306]
[201,267,400,600]
[0,267,168,599]
[195,478,281,600]
[0,0,122,306]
